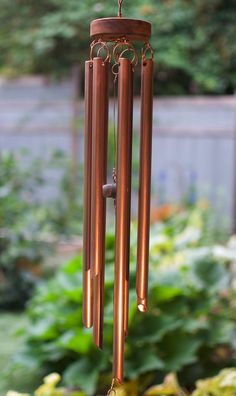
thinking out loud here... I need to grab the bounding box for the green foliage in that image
[41,151,84,236]
[145,368,236,396]
[144,372,188,395]
[0,1,235,93]
[0,151,51,309]
[7,373,85,396]
[0,313,42,396]
[0,150,83,309]
[13,207,236,395]
[8,368,236,396]
[192,368,236,396]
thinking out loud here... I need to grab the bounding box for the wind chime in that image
[83,0,154,389]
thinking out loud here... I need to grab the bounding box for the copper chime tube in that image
[91,57,109,348]
[123,62,133,340]
[136,58,153,312]
[113,57,133,383]
[83,60,93,329]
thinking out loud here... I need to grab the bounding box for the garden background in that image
[0,1,236,395]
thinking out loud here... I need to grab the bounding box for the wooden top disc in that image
[90,17,151,42]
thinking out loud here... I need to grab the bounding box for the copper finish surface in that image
[91,57,109,348]
[136,59,153,313]
[83,11,154,387]
[83,60,93,328]
[113,58,133,382]
[90,18,151,42]
[93,271,105,349]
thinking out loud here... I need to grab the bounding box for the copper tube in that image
[136,58,153,313]
[91,57,109,348]
[121,59,133,340]
[93,271,104,348]
[83,60,93,329]
[113,58,133,383]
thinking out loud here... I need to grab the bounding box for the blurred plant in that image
[44,150,84,236]
[7,368,236,396]
[0,150,84,309]
[144,368,236,396]
[0,0,235,94]
[0,151,52,309]
[11,206,236,395]
[192,368,236,396]
[7,372,85,396]
[144,372,187,395]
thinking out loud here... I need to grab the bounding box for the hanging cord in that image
[106,378,126,395]
[106,378,118,396]
[118,0,123,17]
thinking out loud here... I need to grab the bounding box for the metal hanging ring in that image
[112,63,119,78]
[142,42,154,62]
[90,40,111,63]
[113,40,131,62]
[112,40,127,62]
[119,47,138,67]
[113,41,138,67]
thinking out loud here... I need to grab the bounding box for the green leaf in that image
[125,347,164,378]
[28,318,58,340]
[206,318,235,347]
[130,314,182,345]
[151,285,183,302]
[63,354,104,395]
[160,332,202,371]
[57,329,92,354]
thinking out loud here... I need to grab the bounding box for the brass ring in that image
[113,40,138,66]
[90,39,111,62]
[119,47,138,67]
[142,42,154,61]
[112,63,119,77]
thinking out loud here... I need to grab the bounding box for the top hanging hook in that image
[118,0,123,17]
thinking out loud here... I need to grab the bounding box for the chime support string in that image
[117,0,123,17]
[106,378,117,396]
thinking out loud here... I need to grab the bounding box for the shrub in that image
[8,368,236,396]
[0,151,51,309]
[145,368,236,396]
[0,150,84,309]
[14,206,236,394]
[7,372,85,396]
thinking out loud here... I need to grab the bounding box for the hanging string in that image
[118,0,123,17]
[106,378,117,396]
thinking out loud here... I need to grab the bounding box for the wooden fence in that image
[0,78,235,232]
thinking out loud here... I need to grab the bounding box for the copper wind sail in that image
[82,0,154,389]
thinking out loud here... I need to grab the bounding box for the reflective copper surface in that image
[136,58,153,312]
[113,58,133,382]
[91,57,109,348]
[83,60,93,329]
[83,12,154,388]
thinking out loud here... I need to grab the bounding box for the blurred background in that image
[0,1,236,395]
